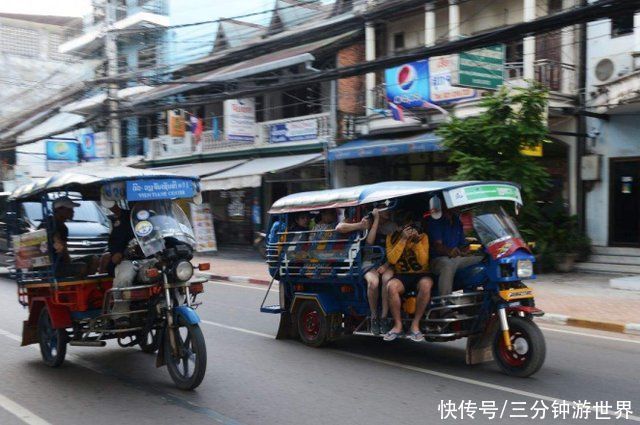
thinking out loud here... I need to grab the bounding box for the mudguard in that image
[174,306,201,325]
[465,316,499,365]
[290,292,341,315]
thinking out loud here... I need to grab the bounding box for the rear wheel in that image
[37,307,67,367]
[164,317,207,390]
[493,316,546,377]
[296,300,329,347]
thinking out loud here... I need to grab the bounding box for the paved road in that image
[0,277,638,424]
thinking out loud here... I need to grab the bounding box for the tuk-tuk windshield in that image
[472,205,523,247]
[131,201,196,257]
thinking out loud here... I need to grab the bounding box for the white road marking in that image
[198,319,640,422]
[539,326,640,345]
[201,320,273,338]
[0,328,21,343]
[210,281,275,292]
[0,394,51,425]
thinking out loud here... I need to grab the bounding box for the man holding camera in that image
[383,217,433,342]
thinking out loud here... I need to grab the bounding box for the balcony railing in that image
[505,59,576,93]
[145,112,332,161]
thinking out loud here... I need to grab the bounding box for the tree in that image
[436,84,551,205]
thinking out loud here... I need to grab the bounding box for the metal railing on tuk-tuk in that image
[261,225,385,314]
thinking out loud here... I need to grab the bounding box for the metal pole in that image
[105,0,121,159]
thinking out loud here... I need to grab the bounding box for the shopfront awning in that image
[327,132,443,161]
[153,159,248,178]
[200,153,323,191]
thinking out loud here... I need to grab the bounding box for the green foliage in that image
[437,84,591,272]
[436,84,551,204]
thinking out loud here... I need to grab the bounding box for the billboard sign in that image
[224,98,255,142]
[451,44,505,90]
[269,119,318,143]
[428,55,478,104]
[385,60,430,108]
[46,139,79,171]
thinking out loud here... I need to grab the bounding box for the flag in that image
[421,100,449,115]
[388,102,404,122]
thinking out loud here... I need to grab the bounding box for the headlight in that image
[517,260,533,278]
[175,261,194,282]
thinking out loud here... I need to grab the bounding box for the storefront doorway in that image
[610,158,640,246]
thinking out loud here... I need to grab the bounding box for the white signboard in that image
[269,119,318,143]
[190,203,218,252]
[93,131,109,159]
[224,98,255,142]
[428,55,477,104]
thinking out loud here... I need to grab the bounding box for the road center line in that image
[0,394,51,425]
[199,319,640,422]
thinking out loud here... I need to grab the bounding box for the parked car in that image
[0,195,110,268]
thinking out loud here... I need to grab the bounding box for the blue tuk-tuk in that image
[261,181,546,377]
[9,165,209,390]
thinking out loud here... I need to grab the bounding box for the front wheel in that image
[37,307,67,367]
[493,316,546,377]
[164,318,207,390]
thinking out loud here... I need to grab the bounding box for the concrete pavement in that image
[195,250,640,335]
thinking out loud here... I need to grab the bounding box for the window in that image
[0,26,40,58]
[611,15,634,37]
[393,32,405,51]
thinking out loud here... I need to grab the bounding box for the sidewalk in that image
[196,250,640,334]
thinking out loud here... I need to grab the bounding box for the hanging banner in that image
[190,203,218,252]
[168,109,186,137]
[79,133,97,159]
[224,98,255,142]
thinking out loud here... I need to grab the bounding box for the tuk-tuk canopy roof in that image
[268,181,522,214]
[9,165,199,202]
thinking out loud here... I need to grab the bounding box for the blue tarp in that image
[328,132,443,161]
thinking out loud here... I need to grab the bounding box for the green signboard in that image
[444,184,522,208]
[451,44,505,90]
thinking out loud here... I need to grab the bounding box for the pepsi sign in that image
[385,60,429,108]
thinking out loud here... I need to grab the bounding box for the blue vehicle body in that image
[262,181,546,377]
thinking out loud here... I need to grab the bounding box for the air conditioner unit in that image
[594,58,614,82]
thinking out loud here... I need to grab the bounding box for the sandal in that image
[383,329,404,341]
[407,330,425,342]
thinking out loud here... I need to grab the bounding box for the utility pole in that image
[105,0,121,159]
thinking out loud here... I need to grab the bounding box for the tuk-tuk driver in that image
[384,218,433,342]
[99,202,135,276]
[426,196,482,297]
[43,196,99,278]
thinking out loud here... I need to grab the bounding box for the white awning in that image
[16,112,85,143]
[153,159,248,178]
[200,153,323,191]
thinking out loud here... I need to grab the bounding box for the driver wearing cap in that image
[40,196,99,278]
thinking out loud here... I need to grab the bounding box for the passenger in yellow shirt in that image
[383,220,433,342]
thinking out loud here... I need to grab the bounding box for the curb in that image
[205,273,270,286]
[536,314,640,336]
[204,272,640,337]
